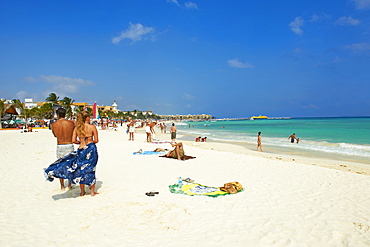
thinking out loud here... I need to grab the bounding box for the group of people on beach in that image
[195,136,207,142]
[126,118,177,142]
[257,132,300,152]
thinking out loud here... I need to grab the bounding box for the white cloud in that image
[40,75,94,95]
[16,91,29,99]
[344,42,370,51]
[335,16,361,26]
[15,91,40,101]
[352,0,370,9]
[183,93,195,99]
[227,58,255,69]
[167,0,197,9]
[289,17,304,35]
[112,23,155,45]
[23,76,38,83]
[310,13,331,22]
[167,0,180,6]
[185,2,198,9]
[332,57,342,63]
[301,104,320,109]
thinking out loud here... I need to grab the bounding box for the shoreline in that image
[3,125,370,175]
[170,130,370,176]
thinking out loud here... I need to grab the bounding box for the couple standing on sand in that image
[45,108,99,197]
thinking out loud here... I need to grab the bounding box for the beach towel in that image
[169,182,243,197]
[133,151,167,155]
[160,155,196,160]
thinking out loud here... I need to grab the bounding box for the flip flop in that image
[182,178,194,183]
[145,191,159,196]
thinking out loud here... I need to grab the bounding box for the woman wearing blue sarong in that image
[45,111,99,196]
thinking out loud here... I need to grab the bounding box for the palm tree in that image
[30,107,41,119]
[45,93,59,105]
[12,99,30,127]
[45,93,62,119]
[60,97,75,118]
[39,103,54,119]
[12,99,26,118]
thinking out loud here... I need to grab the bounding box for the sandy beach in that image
[1,126,370,246]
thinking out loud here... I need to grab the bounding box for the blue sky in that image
[1,0,369,118]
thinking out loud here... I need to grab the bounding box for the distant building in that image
[97,101,120,113]
[24,98,38,109]
[159,114,213,120]
[71,102,89,112]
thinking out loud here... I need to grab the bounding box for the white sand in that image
[1,127,370,246]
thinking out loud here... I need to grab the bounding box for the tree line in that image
[1,92,161,122]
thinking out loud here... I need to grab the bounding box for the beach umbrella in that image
[14,119,25,124]
[9,120,15,124]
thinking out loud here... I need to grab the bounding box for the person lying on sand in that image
[166,142,185,160]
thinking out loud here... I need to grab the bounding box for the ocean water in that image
[175,117,370,164]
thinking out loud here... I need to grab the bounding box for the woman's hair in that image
[76,111,90,137]
[258,132,261,135]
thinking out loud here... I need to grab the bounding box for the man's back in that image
[52,119,75,144]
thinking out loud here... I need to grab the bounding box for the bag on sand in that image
[220,182,243,194]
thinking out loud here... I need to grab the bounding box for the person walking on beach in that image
[72,111,99,196]
[128,120,135,141]
[51,108,75,190]
[257,132,263,152]
[170,123,177,142]
[45,111,99,197]
[150,122,156,139]
[288,133,297,143]
[145,122,152,142]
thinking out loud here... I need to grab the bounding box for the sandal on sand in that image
[145,191,159,196]
[182,178,194,183]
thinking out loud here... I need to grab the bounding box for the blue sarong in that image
[44,143,98,186]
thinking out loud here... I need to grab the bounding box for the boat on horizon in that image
[250,115,269,120]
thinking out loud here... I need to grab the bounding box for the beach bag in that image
[220,182,243,194]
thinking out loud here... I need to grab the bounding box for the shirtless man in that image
[52,108,75,190]
[288,133,296,143]
[170,123,177,142]
[150,122,157,139]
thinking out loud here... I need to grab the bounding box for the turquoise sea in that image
[175,117,370,164]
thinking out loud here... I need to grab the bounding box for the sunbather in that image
[166,142,185,160]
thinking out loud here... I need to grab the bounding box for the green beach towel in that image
[169,182,243,197]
